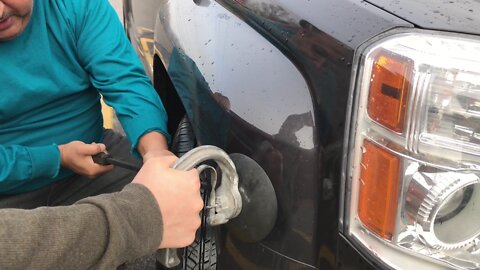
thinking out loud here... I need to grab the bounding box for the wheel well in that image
[153,55,186,137]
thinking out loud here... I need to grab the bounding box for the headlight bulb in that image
[435,184,473,223]
[405,168,480,250]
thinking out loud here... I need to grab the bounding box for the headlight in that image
[346,30,480,269]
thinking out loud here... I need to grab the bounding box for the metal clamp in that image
[157,145,242,268]
[172,145,242,225]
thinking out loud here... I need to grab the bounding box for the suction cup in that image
[226,154,278,243]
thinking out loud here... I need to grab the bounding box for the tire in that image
[170,117,195,157]
[166,116,218,270]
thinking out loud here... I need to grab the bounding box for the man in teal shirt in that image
[0,0,205,267]
[0,0,176,195]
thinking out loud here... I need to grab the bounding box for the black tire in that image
[170,117,195,157]
[167,116,217,270]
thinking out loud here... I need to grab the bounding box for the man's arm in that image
[0,184,161,270]
[71,0,171,157]
[0,141,114,185]
[0,155,203,269]
[0,144,60,183]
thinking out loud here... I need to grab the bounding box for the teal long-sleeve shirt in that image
[0,0,169,194]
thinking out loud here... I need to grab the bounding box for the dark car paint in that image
[125,0,410,269]
[365,0,480,36]
[207,2,404,268]
[124,0,477,269]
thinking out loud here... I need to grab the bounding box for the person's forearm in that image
[0,184,162,270]
[137,131,172,160]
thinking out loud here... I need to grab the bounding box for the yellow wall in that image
[101,99,114,129]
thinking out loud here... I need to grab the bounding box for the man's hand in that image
[58,141,114,177]
[132,154,203,248]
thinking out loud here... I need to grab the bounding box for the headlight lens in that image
[405,169,480,250]
[346,31,480,269]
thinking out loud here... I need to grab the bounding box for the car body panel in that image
[365,0,480,35]
[159,2,320,266]
[229,0,411,48]
[125,0,415,269]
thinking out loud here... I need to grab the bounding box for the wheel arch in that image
[153,54,186,137]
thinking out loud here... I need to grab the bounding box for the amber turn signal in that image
[358,140,401,240]
[367,50,413,133]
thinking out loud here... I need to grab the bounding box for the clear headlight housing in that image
[346,30,480,269]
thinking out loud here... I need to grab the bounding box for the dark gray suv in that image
[124,0,480,269]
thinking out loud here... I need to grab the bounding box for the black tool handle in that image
[92,152,111,165]
[92,152,141,172]
[104,157,141,172]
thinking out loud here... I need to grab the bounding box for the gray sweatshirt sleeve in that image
[0,183,163,270]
